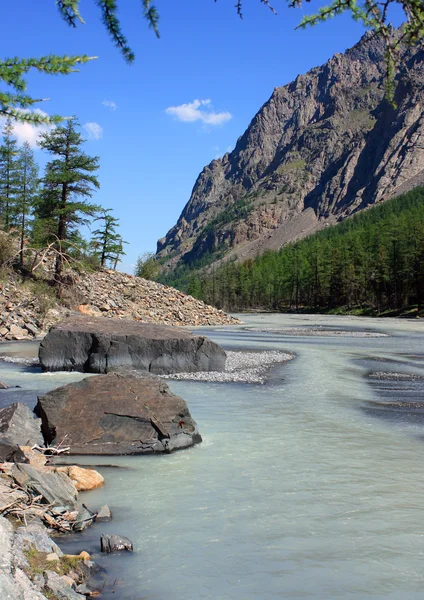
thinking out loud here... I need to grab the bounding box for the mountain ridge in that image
[156,30,424,273]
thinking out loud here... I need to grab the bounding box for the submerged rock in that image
[39,314,226,375]
[96,505,112,522]
[35,372,202,454]
[100,534,133,553]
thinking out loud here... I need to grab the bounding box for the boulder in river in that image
[100,534,133,553]
[39,314,226,375]
[35,372,202,454]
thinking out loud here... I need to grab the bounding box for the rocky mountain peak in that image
[156,30,424,274]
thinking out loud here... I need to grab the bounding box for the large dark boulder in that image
[0,403,44,447]
[35,372,202,455]
[39,314,226,374]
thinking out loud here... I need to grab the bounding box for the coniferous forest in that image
[0,118,127,277]
[170,187,424,315]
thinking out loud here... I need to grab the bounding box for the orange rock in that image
[56,466,104,491]
[79,551,91,561]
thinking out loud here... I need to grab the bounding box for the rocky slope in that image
[0,269,240,341]
[156,31,424,271]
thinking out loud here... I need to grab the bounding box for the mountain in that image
[155,30,424,276]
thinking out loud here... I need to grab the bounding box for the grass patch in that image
[277,159,306,174]
[24,546,84,579]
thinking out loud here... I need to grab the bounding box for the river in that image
[1,313,424,600]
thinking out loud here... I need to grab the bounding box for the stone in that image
[56,466,104,492]
[0,442,28,464]
[39,314,226,375]
[100,534,133,553]
[73,506,95,532]
[0,381,8,389]
[46,552,60,562]
[44,570,86,600]
[96,505,112,522]
[35,372,202,454]
[13,521,64,568]
[0,403,44,447]
[8,324,26,338]
[0,478,27,511]
[79,551,91,561]
[11,463,78,509]
[20,446,48,469]
[24,322,39,337]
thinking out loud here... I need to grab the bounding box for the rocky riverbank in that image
[0,445,106,599]
[0,269,241,342]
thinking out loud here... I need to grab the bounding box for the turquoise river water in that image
[1,313,424,600]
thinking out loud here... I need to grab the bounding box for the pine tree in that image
[0,119,20,230]
[91,209,126,268]
[37,119,100,278]
[15,142,39,267]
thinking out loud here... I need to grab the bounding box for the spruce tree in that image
[91,209,125,268]
[15,142,39,267]
[0,119,20,230]
[37,119,100,278]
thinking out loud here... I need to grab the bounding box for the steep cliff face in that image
[156,32,424,270]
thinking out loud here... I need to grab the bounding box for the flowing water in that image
[1,314,424,600]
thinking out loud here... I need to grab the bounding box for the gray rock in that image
[0,381,8,389]
[0,517,47,600]
[73,506,94,532]
[11,464,78,509]
[0,441,28,464]
[24,322,39,337]
[14,521,64,561]
[44,570,85,599]
[35,372,202,455]
[75,583,91,595]
[96,505,112,522]
[39,314,226,375]
[100,534,133,553]
[0,403,44,447]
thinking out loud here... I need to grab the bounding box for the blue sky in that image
[2,1,405,272]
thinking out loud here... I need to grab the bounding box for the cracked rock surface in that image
[35,372,202,455]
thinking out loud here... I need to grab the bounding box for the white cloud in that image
[165,99,232,126]
[102,100,117,111]
[0,109,54,148]
[83,122,103,140]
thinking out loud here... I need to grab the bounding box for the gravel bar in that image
[249,327,388,338]
[162,350,295,384]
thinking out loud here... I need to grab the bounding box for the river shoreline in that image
[2,314,424,599]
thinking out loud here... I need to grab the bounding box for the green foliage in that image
[0,55,94,123]
[277,159,306,173]
[173,187,424,315]
[0,119,20,229]
[15,141,39,266]
[203,196,254,235]
[91,208,126,268]
[25,280,58,318]
[135,252,160,280]
[0,232,15,266]
[36,118,101,277]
